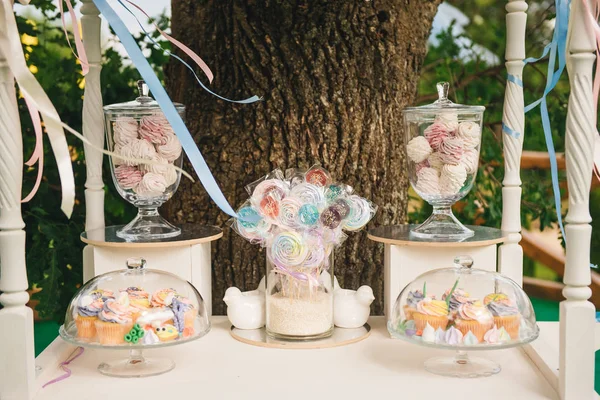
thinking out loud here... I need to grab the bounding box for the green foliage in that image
[13,1,171,321]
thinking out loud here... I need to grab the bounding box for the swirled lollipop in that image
[235,206,271,242]
[332,198,351,219]
[251,179,289,205]
[320,206,342,229]
[299,204,320,226]
[289,183,325,205]
[343,195,374,231]
[303,244,326,268]
[278,198,302,228]
[270,231,307,267]
[305,166,331,187]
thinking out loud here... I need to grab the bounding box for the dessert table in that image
[32,317,596,400]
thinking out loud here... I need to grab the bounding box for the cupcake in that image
[403,290,424,320]
[484,293,521,339]
[75,293,104,339]
[95,300,134,345]
[121,287,151,321]
[454,301,494,342]
[151,288,178,308]
[442,287,471,316]
[413,298,449,331]
[90,289,115,301]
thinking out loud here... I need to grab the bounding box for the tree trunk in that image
[165,0,441,315]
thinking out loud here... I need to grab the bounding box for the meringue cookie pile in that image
[112,115,183,197]
[406,113,481,196]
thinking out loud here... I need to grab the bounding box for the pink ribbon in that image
[59,0,89,75]
[21,95,44,203]
[122,0,214,83]
[42,346,84,388]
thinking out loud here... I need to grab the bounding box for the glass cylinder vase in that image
[265,249,334,340]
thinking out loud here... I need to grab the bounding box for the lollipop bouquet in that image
[231,166,377,340]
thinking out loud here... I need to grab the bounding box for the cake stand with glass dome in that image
[59,258,211,377]
[388,255,539,378]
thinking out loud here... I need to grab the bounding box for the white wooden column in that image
[81,0,104,283]
[0,47,36,399]
[498,0,527,287]
[560,0,596,398]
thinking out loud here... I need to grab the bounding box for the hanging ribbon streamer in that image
[0,0,75,217]
[21,96,44,203]
[92,0,259,221]
[523,0,570,242]
[116,0,261,104]
[41,346,84,388]
[59,0,89,75]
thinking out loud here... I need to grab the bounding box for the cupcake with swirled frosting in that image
[442,288,472,316]
[484,293,521,339]
[403,290,425,320]
[75,293,104,339]
[413,297,449,332]
[94,300,134,345]
[454,301,494,342]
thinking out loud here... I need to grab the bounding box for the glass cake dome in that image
[388,255,539,378]
[60,258,210,377]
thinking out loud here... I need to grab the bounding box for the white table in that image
[33,317,576,400]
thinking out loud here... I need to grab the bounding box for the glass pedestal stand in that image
[424,351,501,378]
[410,205,474,240]
[98,349,175,378]
[117,205,181,241]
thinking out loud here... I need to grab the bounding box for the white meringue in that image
[456,121,481,149]
[135,172,168,197]
[434,113,459,132]
[119,139,156,166]
[407,136,433,164]
[415,167,440,195]
[427,152,444,171]
[440,164,467,195]
[139,154,178,186]
[461,149,479,174]
[156,132,182,162]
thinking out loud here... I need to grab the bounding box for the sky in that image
[15,1,496,64]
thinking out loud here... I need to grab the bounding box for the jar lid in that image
[387,255,539,349]
[103,80,185,113]
[403,82,485,115]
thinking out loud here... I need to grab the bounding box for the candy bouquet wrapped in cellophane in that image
[230,165,377,340]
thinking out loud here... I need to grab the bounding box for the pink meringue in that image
[407,136,433,164]
[113,117,139,146]
[439,137,465,165]
[156,132,182,162]
[114,165,143,190]
[423,122,450,150]
[139,115,170,144]
[135,172,168,197]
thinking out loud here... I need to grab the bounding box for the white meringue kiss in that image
[140,154,178,186]
[440,164,467,195]
[157,132,182,162]
[119,139,156,166]
[456,121,481,149]
[407,136,433,164]
[415,167,440,195]
[434,113,459,132]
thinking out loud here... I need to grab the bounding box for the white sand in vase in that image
[267,291,333,337]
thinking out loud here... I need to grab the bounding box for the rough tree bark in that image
[165,0,441,315]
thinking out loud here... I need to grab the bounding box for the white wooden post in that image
[0,47,36,399]
[81,0,104,283]
[560,0,596,398]
[498,0,527,287]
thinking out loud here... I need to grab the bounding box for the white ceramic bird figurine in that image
[223,282,265,330]
[333,285,375,329]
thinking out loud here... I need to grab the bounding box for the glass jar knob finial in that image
[435,81,450,104]
[453,255,473,269]
[126,257,146,270]
[136,80,151,103]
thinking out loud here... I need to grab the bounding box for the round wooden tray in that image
[81,224,223,248]
[230,324,371,349]
[368,224,507,247]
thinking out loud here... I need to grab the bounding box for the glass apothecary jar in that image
[403,82,485,240]
[265,239,335,340]
[388,255,539,377]
[104,80,185,241]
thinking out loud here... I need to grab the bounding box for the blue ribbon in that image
[93,0,257,222]
[523,0,569,243]
[502,122,521,139]
[507,74,523,88]
[115,0,261,104]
